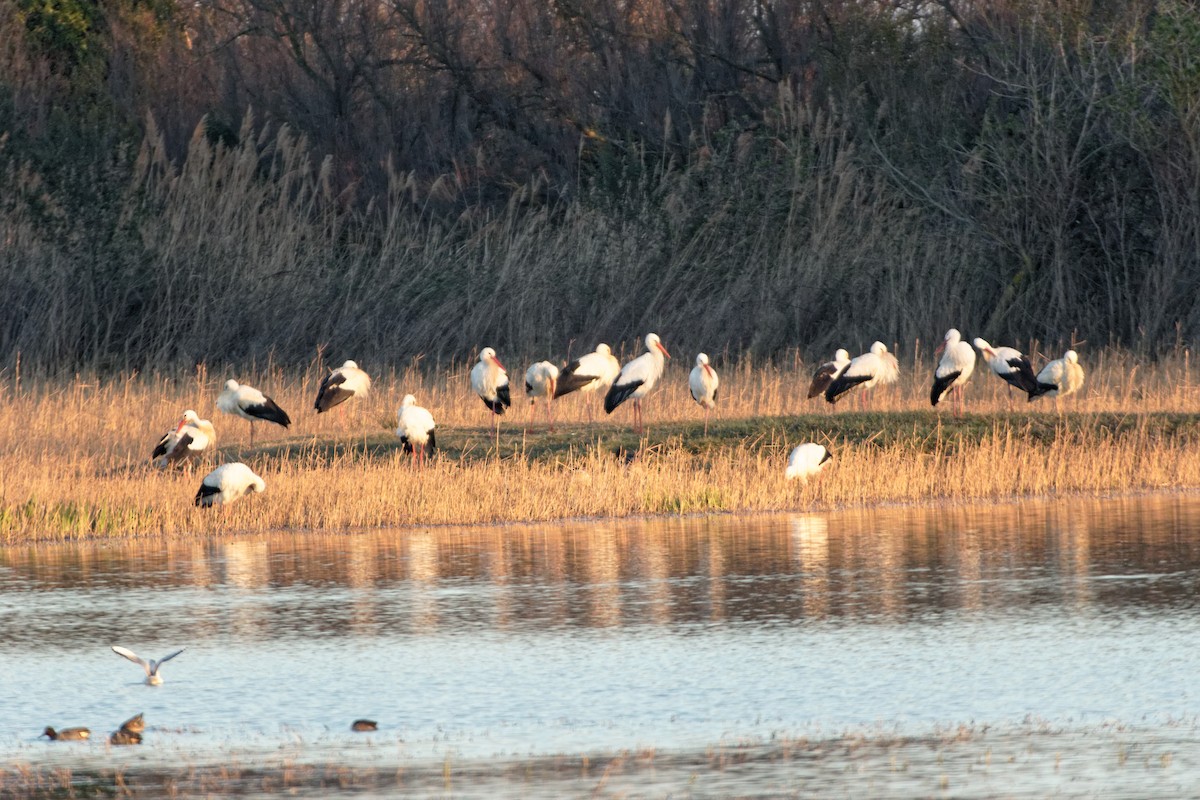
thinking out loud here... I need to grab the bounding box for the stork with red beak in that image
[688,353,719,434]
[604,333,671,433]
[471,347,511,431]
[931,328,977,414]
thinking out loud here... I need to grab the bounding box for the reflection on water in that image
[2,493,1200,786]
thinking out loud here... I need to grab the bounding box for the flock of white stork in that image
[155,329,1085,507]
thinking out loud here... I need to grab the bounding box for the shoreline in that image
[6,365,1200,545]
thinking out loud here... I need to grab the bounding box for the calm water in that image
[3,494,1200,795]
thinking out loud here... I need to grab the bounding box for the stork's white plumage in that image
[786,443,833,481]
[554,343,621,422]
[973,338,1040,401]
[194,462,265,508]
[524,361,560,431]
[930,328,977,411]
[396,394,437,465]
[807,349,850,399]
[151,410,215,469]
[824,342,899,405]
[688,353,719,434]
[470,347,511,429]
[1032,349,1085,401]
[216,379,291,445]
[604,333,670,433]
[314,360,371,413]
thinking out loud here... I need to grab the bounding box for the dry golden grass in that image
[2,346,1199,543]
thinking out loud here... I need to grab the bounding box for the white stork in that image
[194,462,265,508]
[604,333,670,433]
[931,328,977,413]
[688,353,719,434]
[314,360,371,414]
[470,347,511,431]
[807,349,850,399]
[786,443,833,481]
[824,341,900,407]
[151,410,215,469]
[554,343,621,422]
[216,380,291,445]
[111,646,185,686]
[973,337,1041,404]
[524,361,560,431]
[396,394,437,466]
[1031,349,1085,403]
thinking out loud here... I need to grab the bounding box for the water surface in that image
[3,494,1200,795]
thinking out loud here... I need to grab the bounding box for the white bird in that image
[151,410,215,469]
[470,347,511,431]
[553,343,621,422]
[194,462,265,507]
[604,333,671,433]
[396,394,437,466]
[973,338,1040,403]
[314,360,371,414]
[930,328,977,412]
[216,380,291,445]
[807,349,850,399]
[688,353,719,434]
[786,443,833,481]
[111,646,185,686]
[824,341,900,406]
[524,361,560,432]
[1031,349,1085,402]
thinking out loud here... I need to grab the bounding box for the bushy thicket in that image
[2,0,1199,372]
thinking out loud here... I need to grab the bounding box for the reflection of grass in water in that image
[0,725,1189,798]
[4,356,1200,543]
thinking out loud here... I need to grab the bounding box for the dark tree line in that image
[2,0,1199,372]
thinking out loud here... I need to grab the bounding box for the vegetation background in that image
[2,0,1198,375]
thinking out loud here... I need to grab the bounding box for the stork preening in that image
[688,353,719,434]
[216,380,291,445]
[973,338,1040,405]
[604,333,671,433]
[930,328,977,414]
[554,343,621,422]
[314,360,371,414]
[824,342,900,407]
[807,349,850,400]
[471,347,511,432]
[1031,349,1085,404]
[396,394,437,466]
[151,410,215,469]
[194,462,265,508]
[524,361,560,431]
[786,443,833,481]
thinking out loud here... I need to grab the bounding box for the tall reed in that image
[2,348,1198,543]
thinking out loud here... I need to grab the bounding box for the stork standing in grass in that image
[396,394,437,466]
[524,361,560,432]
[151,410,215,469]
[314,360,371,415]
[1031,349,1085,406]
[688,353,719,434]
[786,443,833,481]
[194,462,265,508]
[824,342,900,408]
[554,343,621,422]
[930,328,977,414]
[807,349,850,400]
[973,338,1040,406]
[216,380,291,446]
[604,333,670,434]
[471,347,511,432]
